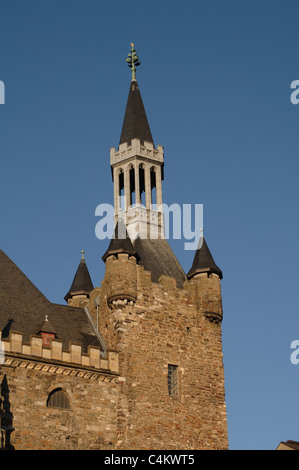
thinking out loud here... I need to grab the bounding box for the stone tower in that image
[95,45,229,450]
[0,44,228,450]
[110,80,164,241]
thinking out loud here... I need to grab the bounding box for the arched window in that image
[46,388,71,410]
[129,165,135,206]
[118,169,125,211]
[150,167,157,206]
[139,164,145,206]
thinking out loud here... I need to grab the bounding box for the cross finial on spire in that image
[81,250,85,260]
[126,43,141,81]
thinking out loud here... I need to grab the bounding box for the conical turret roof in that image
[102,219,140,262]
[119,80,154,146]
[64,252,94,302]
[187,236,223,280]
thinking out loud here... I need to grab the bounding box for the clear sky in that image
[0,0,298,450]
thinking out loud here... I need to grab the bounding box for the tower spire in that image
[120,44,153,146]
[107,46,186,287]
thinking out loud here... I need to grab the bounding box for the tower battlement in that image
[98,251,223,325]
[110,138,164,166]
[0,330,119,374]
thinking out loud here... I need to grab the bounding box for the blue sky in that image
[0,0,298,450]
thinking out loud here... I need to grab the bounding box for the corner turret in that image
[187,230,223,323]
[187,229,222,280]
[64,251,94,305]
[102,219,139,308]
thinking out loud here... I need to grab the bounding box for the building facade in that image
[0,46,228,450]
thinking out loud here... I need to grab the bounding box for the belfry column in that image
[145,165,152,210]
[156,167,163,208]
[155,167,164,237]
[135,164,141,205]
[125,167,130,211]
[114,167,120,216]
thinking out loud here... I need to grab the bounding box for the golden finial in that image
[126,43,141,81]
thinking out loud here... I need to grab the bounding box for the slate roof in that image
[187,236,223,279]
[119,80,154,146]
[133,237,186,288]
[101,220,186,287]
[0,249,102,353]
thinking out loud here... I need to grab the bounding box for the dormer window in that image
[36,315,57,347]
[40,331,55,347]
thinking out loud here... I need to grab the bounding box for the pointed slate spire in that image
[119,80,154,146]
[64,251,94,302]
[187,231,223,280]
[119,45,153,146]
[102,218,140,262]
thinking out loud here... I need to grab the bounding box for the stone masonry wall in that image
[93,254,228,450]
[0,364,118,450]
[0,333,120,450]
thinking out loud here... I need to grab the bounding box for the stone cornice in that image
[2,353,118,382]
